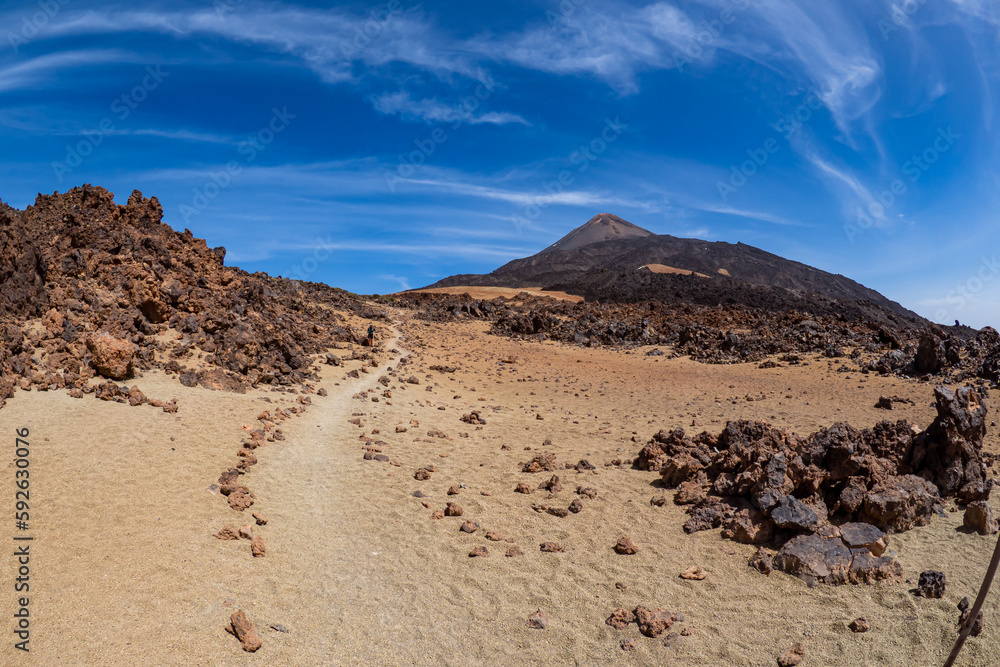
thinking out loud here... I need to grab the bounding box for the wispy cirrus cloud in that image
[0,49,137,93]
[11,5,470,83]
[370,91,528,126]
[400,177,650,210]
[95,128,236,144]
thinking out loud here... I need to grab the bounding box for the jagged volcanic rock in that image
[635,385,993,585]
[0,185,378,395]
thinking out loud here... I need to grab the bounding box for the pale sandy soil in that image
[405,286,584,303]
[640,264,711,278]
[1,311,999,666]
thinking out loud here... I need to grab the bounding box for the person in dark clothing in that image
[367,324,375,346]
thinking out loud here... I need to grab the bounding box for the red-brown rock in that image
[229,609,262,652]
[964,500,999,535]
[522,453,559,473]
[214,525,239,540]
[614,536,638,555]
[606,608,635,630]
[777,643,804,667]
[86,334,135,380]
[228,490,255,511]
[634,605,676,638]
[251,535,265,557]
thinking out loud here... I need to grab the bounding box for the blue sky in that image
[2,1,999,326]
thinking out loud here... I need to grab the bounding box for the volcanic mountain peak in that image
[540,213,654,254]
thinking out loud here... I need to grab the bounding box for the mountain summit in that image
[424,213,920,320]
[541,213,654,254]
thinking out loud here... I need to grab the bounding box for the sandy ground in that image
[1,311,999,666]
[640,264,711,278]
[405,286,584,303]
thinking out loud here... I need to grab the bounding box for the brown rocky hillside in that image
[0,185,379,402]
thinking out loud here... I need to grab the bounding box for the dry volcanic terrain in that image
[1,188,999,666]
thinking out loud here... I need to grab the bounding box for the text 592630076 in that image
[12,427,32,652]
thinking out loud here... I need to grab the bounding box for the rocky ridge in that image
[0,185,381,405]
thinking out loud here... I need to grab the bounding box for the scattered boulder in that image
[445,502,464,517]
[251,535,265,557]
[849,617,870,633]
[539,475,562,492]
[634,605,676,638]
[614,537,638,555]
[777,643,804,667]
[749,547,773,575]
[606,608,635,630]
[540,542,564,553]
[214,525,239,540]
[229,610,262,653]
[963,501,999,535]
[680,566,707,581]
[227,490,255,511]
[958,597,983,637]
[917,570,946,598]
[522,453,560,473]
[469,546,489,558]
[526,609,548,629]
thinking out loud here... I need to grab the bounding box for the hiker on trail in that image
[367,324,375,346]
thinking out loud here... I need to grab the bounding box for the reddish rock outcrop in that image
[0,185,375,398]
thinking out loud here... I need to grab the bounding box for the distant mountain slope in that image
[539,213,653,254]
[426,213,920,320]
